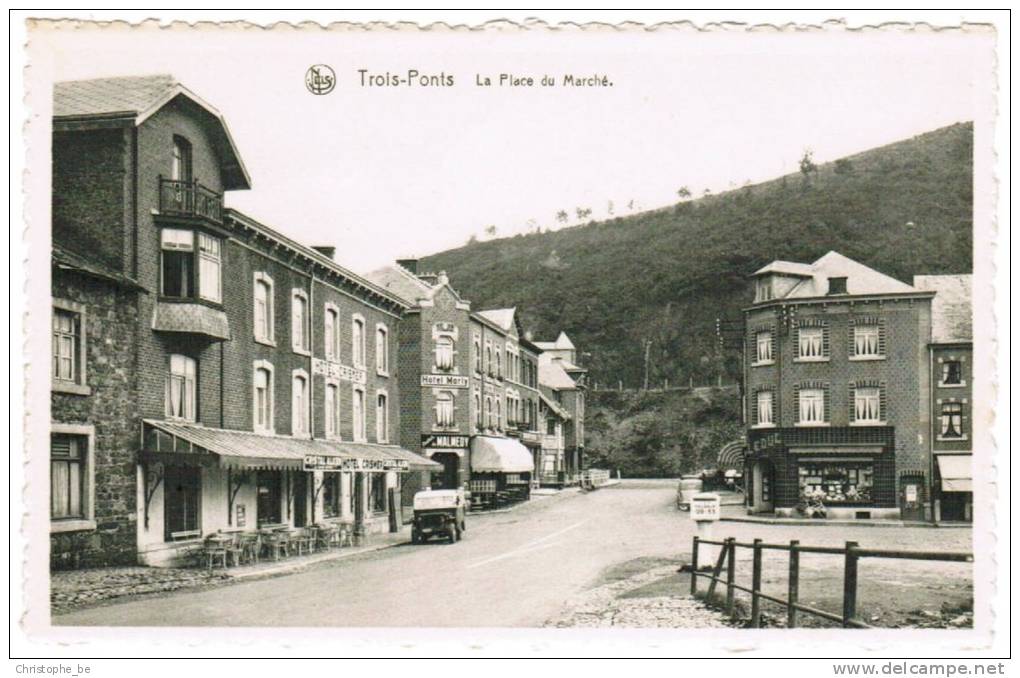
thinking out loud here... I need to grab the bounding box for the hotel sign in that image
[312,358,367,385]
[421,374,469,389]
[422,434,470,450]
[303,455,409,472]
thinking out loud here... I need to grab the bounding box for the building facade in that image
[367,262,546,506]
[743,252,934,520]
[914,274,973,523]
[536,332,587,485]
[51,75,437,568]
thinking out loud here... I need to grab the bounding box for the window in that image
[435,335,455,371]
[52,307,82,385]
[164,465,201,540]
[253,362,274,433]
[756,278,773,302]
[324,305,340,361]
[755,391,774,427]
[827,277,848,295]
[435,392,455,428]
[755,331,773,364]
[324,382,340,439]
[474,334,482,373]
[547,418,557,435]
[256,470,282,526]
[376,325,389,374]
[854,387,882,423]
[51,434,87,520]
[474,391,482,429]
[940,402,964,439]
[165,354,197,421]
[172,136,193,182]
[291,290,309,353]
[161,229,194,299]
[853,325,880,358]
[486,344,493,376]
[798,463,873,503]
[495,351,502,379]
[506,396,514,425]
[197,233,222,302]
[376,392,389,442]
[292,370,309,437]
[353,387,366,441]
[370,474,386,513]
[253,273,274,343]
[798,388,825,425]
[322,475,341,519]
[352,316,366,368]
[941,360,963,386]
[496,399,502,430]
[797,327,825,359]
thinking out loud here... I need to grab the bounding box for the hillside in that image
[585,387,743,478]
[421,122,973,388]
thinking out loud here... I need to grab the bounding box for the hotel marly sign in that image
[421,374,470,389]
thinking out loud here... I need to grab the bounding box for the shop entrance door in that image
[256,471,283,526]
[293,472,308,527]
[430,452,460,490]
[899,476,926,521]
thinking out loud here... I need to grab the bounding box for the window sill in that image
[51,519,97,534]
[52,381,92,396]
[938,382,967,389]
[377,370,390,378]
[750,423,776,430]
[253,428,276,436]
[751,361,775,368]
[849,355,885,362]
[850,421,886,427]
[793,357,829,364]
[254,336,276,348]
[794,422,830,428]
[937,435,968,442]
[292,346,311,357]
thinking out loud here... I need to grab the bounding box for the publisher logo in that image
[305,65,336,95]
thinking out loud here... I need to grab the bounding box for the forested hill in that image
[420,122,973,389]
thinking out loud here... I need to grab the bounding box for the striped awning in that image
[936,454,972,493]
[140,419,440,471]
[717,438,746,470]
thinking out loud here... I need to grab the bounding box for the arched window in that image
[435,392,455,428]
[292,370,309,436]
[435,335,455,371]
[253,273,274,343]
[253,361,274,433]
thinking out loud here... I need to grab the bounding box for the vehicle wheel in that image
[448,527,457,543]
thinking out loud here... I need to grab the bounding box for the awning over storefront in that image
[717,438,746,470]
[470,435,535,473]
[936,454,972,493]
[140,419,440,472]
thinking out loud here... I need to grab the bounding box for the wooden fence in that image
[690,536,973,628]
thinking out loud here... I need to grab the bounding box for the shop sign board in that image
[303,455,408,472]
[312,358,367,384]
[235,504,246,528]
[690,493,721,522]
[422,434,470,449]
[421,374,469,389]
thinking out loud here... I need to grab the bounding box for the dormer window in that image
[828,276,848,295]
[756,278,773,303]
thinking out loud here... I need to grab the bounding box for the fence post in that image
[842,541,859,627]
[750,538,763,627]
[725,538,736,616]
[787,539,800,628]
[690,536,700,595]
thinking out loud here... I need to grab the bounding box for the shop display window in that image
[798,462,873,503]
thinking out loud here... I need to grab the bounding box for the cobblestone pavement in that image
[544,564,730,628]
[51,567,230,614]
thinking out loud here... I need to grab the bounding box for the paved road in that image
[54,480,973,627]
[55,480,694,627]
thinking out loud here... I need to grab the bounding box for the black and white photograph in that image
[11,9,1009,667]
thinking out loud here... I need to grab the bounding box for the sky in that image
[31,22,991,274]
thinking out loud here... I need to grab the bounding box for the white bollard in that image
[691,492,722,567]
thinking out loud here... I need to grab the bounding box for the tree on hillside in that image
[677,186,692,200]
[799,149,818,180]
[484,224,497,237]
[466,234,478,245]
[575,207,592,221]
[555,210,569,224]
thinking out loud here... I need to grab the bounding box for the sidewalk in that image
[52,527,410,614]
[719,504,970,528]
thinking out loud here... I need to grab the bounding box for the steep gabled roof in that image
[539,390,571,421]
[535,331,576,351]
[539,360,578,391]
[363,264,436,305]
[757,251,918,299]
[54,75,251,190]
[476,308,516,333]
[913,274,973,343]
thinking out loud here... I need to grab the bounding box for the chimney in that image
[312,246,336,261]
[397,258,419,274]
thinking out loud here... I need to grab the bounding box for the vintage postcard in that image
[13,11,1007,663]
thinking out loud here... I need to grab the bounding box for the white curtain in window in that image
[756,391,773,425]
[293,375,308,435]
[854,387,880,422]
[756,332,772,362]
[254,280,271,340]
[854,326,879,356]
[798,328,823,358]
[376,328,388,372]
[353,320,365,367]
[292,295,307,350]
[167,355,196,420]
[435,336,454,371]
[353,389,365,439]
[324,309,337,360]
[198,234,221,302]
[436,394,454,427]
[799,389,824,423]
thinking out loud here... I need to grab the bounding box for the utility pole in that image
[642,339,652,391]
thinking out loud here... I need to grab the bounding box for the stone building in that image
[366,261,544,507]
[535,332,587,485]
[51,74,437,567]
[743,251,935,520]
[914,274,973,522]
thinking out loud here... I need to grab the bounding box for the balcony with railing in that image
[158,177,223,224]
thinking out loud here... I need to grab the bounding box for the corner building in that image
[743,252,934,520]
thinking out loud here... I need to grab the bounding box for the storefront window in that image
[322,474,341,518]
[370,474,386,513]
[164,465,201,540]
[798,462,873,503]
[256,471,283,525]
